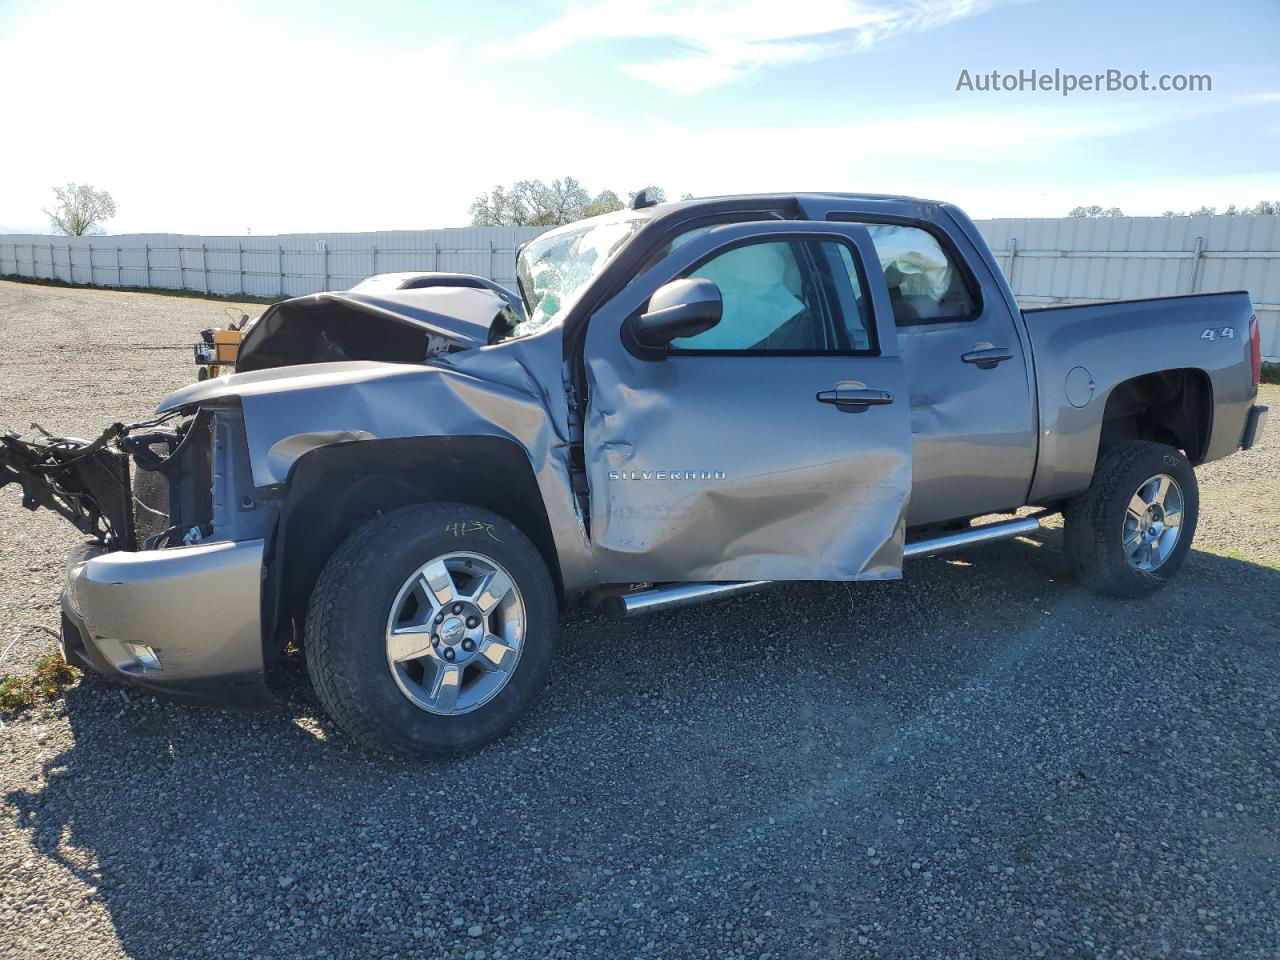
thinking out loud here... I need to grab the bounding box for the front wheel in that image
[305,503,557,757]
[1063,441,1199,598]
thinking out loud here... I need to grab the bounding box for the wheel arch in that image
[1097,368,1214,465]
[262,435,564,662]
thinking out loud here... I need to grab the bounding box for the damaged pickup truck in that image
[1,193,1269,757]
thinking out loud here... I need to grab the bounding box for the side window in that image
[669,239,876,354]
[864,225,976,325]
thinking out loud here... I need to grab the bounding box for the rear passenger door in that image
[836,221,1037,526]
[582,221,912,584]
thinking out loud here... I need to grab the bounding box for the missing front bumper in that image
[0,414,204,550]
[0,425,136,546]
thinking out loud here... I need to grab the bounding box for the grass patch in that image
[1262,362,1280,386]
[0,676,33,711]
[0,652,79,714]
[0,272,285,305]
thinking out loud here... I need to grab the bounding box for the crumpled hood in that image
[233,286,513,373]
[157,361,439,413]
[156,324,564,417]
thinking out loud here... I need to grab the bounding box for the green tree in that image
[471,179,681,225]
[45,183,117,235]
[583,189,624,218]
[1067,205,1124,218]
[469,185,530,226]
[1162,201,1278,216]
[510,177,592,225]
[471,178,592,226]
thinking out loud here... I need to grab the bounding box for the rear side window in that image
[670,238,876,354]
[863,225,975,325]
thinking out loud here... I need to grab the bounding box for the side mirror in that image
[631,278,722,349]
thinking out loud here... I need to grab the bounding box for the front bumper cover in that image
[60,538,274,709]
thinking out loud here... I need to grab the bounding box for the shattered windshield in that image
[514,215,648,337]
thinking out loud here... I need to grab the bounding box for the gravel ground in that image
[1,278,1277,960]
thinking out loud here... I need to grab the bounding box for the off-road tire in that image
[1063,441,1199,598]
[305,503,557,757]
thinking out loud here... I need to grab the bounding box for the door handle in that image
[961,345,1014,369]
[816,386,893,412]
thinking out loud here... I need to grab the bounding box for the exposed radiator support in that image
[602,516,1042,619]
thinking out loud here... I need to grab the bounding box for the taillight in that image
[1249,314,1261,387]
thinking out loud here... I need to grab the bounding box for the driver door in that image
[582,221,912,583]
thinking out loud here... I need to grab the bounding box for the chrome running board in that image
[601,516,1042,619]
[600,580,771,620]
[901,515,1042,559]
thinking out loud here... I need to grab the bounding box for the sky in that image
[0,0,1277,235]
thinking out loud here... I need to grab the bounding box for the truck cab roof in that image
[531,193,952,248]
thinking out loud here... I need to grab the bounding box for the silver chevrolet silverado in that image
[1,193,1269,757]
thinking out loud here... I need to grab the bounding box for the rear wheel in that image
[1063,441,1199,598]
[305,503,557,757]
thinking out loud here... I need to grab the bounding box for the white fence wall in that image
[976,215,1280,361]
[0,227,546,300]
[2,215,1278,359]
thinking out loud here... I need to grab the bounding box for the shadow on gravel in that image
[7,532,1280,959]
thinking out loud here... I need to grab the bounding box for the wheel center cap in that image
[440,617,465,643]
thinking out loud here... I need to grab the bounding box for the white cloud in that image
[509,97,1274,219]
[1,0,1271,233]
[503,0,999,93]
[550,99,1194,190]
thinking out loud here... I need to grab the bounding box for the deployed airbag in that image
[671,242,804,349]
[867,224,953,301]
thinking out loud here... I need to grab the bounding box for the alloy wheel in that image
[384,551,525,715]
[1122,473,1184,571]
